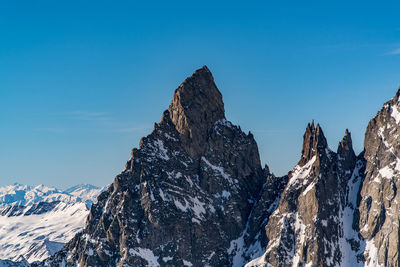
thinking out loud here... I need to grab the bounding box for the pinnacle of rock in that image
[167,65,225,158]
[298,121,328,166]
[395,87,400,100]
[337,129,355,160]
[337,129,356,173]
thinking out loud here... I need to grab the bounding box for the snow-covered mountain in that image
[0,256,29,267]
[0,183,105,264]
[24,66,400,266]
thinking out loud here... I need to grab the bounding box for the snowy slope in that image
[0,257,29,267]
[0,183,105,263]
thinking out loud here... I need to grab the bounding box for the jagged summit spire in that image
[298,121,328,166]
[167,65,225,158]
[395,87,400,100]
[338,129,353,151]
[337,129,356,164]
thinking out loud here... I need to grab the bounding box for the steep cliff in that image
[41,66,279,267]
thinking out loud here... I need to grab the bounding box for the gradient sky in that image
[2,1,400,188]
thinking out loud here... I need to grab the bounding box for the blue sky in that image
[1,1,400,188]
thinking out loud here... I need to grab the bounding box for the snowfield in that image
[0,183,105,263]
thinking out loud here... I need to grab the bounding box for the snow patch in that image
[302,181,316,196]
[364,239,383,267]
[287,156,316,189]
[162,256,173,262]
[201,157,234,184]
[391,104,400,124]
[129,247,160,267]
[154,139,169,160]
[378,165,394,179]
[183,260,193,266]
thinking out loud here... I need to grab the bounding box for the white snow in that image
[129,248,160,266]
[163,133,178,141]
[162,256,172,262]
[287,156,316,189]
[390,104,400,124]
[173,196,207,223]
[154,139,169,160]
[201,157,234,184]
[364,239,383,267]
[337,160,366,267]
[378,165,394,179]
[189,196,206,219]
[221,190,231,199]
[183,260,193,266]
[292,212,307,266]
[0,257,29,267]
[0,183,103,263]
[302,181,316,196]
[214,118,233,129]
[158,189,168,201]
[173,198,189,212]
[0,202,89,263]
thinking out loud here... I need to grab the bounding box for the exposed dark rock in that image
[246,126,362,267]
[298,121,328,167]
[39,66,275,267]
[358,88,400,266]
[34,69,400,267]
[167,65,225,158]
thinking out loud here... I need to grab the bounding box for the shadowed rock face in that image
[39,66,278,267]
[338,129,357,170]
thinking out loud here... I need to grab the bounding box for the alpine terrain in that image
[24,66,400,266]
[0,184,104,265]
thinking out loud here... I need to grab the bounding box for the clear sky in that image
[1,1,400,188]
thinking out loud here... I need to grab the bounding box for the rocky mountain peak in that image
[41,66,269,267]
[167,65,225,158]
[298,121,328,166]
[337,129,356,161]
[394,87,400,100]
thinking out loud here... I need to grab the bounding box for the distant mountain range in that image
[0,183,105,264]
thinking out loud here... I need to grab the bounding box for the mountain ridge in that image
[22,67,400,266]
[0,183,105,264]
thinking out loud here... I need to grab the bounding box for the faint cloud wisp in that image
[33,127,66,133]
[111,125,153,133]
[387,48,400,55]
[66,111,112,121]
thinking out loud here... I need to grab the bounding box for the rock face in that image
[36,67,400,267]
[359,89,400,267]
[41,66,280,267]
[246,123,364,267]
[168,66,225,158]
[248,89,400,267]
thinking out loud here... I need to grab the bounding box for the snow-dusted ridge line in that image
[0,183,106,263]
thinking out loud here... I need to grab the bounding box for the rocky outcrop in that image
[298,121,328,167]
[33,67,400,267]
[40,66,278,267]
[247,124,362,267]
[359,89,400,267]
[168,66,225,158]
